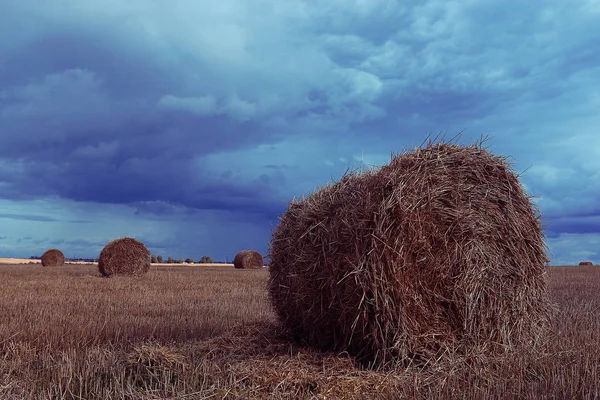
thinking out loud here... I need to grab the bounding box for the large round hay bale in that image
[98,237,151,277]
[233,250,263,269]
[269,142,552,369]
[41,249,65,266]
[578,261,593,266]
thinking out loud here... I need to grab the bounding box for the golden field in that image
[0,263,599,399]
[0,258,43,264]
[0,258,237,267]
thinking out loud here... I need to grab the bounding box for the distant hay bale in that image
[269,141,552,369]
[98,237,151,277]
[578,261,593,266]
[234,250,263,269]
[41,249,65,267]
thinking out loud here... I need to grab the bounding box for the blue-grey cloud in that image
[0,213,58,222]
[545,216,600,237]
[63,239,108,248]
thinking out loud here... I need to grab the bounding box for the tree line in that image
[29,255,216,264]
[150,255,213,264]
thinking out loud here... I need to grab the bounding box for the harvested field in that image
[0,259,235,266]
[0,258,40,264]
[0,263,598,399]
[0,258,94,265]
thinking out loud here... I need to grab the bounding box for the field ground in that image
[0,258,237,267]
[0,264,599,399]
[0,258,47,264]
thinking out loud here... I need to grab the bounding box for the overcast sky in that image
[1,0,599,264]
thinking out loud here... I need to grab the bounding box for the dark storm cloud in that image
[546,216,600,237]
[0,2,283,219]
[0,63,278,215]
[131,180,288,219]
[3,148,285,218]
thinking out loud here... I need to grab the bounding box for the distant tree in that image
[178,258,184,264]
[167,256,174,264]
[156,255,163,263]
[185,257,194,264]
[199,256,213,264]
[150,255,158,263]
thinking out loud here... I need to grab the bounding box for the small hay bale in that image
[98,237,151,277]
[234,250,264,269]
[578,261,593,266]
[41,249,65,267]
[268,141,553,369]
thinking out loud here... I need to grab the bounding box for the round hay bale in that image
[268,141,552,369]
[41,249,65,266]
[98,237,151,277]
[234,250,263,269]
[578,261,593,266]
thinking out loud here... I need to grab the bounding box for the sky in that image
[1,0,599,264]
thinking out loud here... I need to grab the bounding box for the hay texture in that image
[578,261,593,266]
[98,237,151,277]
[234,250,264,269]
[41,249,65,266]
[269,141,552,369]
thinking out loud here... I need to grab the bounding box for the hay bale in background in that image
[41,249,65,267]
[234,250,263,269]
[98,237,151,277]
[269,141,553,369]
[578,261,593,266]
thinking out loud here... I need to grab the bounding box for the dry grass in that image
[0,264,272,350]
[0,258,41,264]
[0,263,598,399]
[0,258,235,266]
[0,258,94,265]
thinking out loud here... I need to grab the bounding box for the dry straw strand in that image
[234,250,264,269]
[268,140,552,369]
[40,249,65,267]
[98,237,151,277]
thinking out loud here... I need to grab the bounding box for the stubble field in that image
[0,263,599,399]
